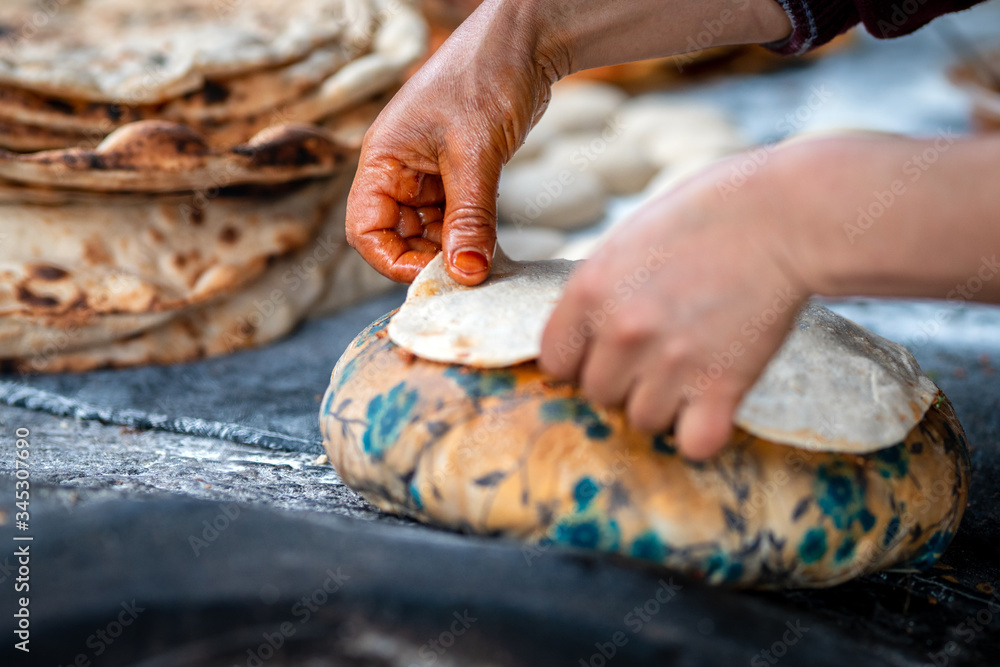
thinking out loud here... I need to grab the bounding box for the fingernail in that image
[452,248,488,274]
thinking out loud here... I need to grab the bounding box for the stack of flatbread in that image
[0,0,427,372]
[0,0,425,151]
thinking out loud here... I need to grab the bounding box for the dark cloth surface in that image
[3,466,999,667]
[768,0,988,55]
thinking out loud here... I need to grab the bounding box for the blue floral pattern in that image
[361,382,418,460]
[445,366,516,399]
[549,477,621,552]
[873,443,910,479]
[540,397,612,439]
[321,309,971,589]
[815,462,877,531]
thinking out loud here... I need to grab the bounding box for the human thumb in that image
[440,148,503,286]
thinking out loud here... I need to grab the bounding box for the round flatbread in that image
[0,121,352,192]
[0,177,337,357]
[388,249,574,367]
[388,252,938,453]
[0,43,360,133]
[5,171,396,372]
[0,0,376,103]
[0,0,425,152]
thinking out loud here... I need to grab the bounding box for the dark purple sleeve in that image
[765,0,989,55]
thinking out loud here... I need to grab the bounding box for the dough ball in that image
[508,81,626,166]
[543,132,658,196]
[497,160,607,231]
[495,225,568,261]
[615,98,745,168]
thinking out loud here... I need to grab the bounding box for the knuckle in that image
[658,339,691,370]
[446,204,496,228]
[580,371,612,407]
[581,383,607,407]
[444,205,496,248]
[627,399,666,434]
[609,312,655,347]
[564,270,607,308]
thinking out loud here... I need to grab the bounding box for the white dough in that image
[543,132,658,196]
[497,160,608,231]
[508,81,626,166]
[614,99,745,168]
[495,226,569,261]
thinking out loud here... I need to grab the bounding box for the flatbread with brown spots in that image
[0,176,338,360]
[4,171,395,372]
[0,121,354,192]
[0,0,424,152]
[0,0,377,104]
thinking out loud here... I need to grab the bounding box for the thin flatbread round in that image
[0,88,388,157]
[0,122,352,192]
[7,172,395,372]
[0,118,93,152]
[0,0,425,135]
[732,303,938,452]
[0,0,376,103]
[0,0,424,153]
[388,249,576,367]
[0,178,336,339]
[0,43,360,132]
[10,236,330,373]
[0,89,395,154]
[388,254,938,453]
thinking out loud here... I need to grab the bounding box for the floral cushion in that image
[320,312,971,589]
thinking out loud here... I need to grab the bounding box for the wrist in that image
[750,139,837,299]
[462,0,572,84]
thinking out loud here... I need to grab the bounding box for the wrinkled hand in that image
[540,151,810,460]
[346,4,564,285]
